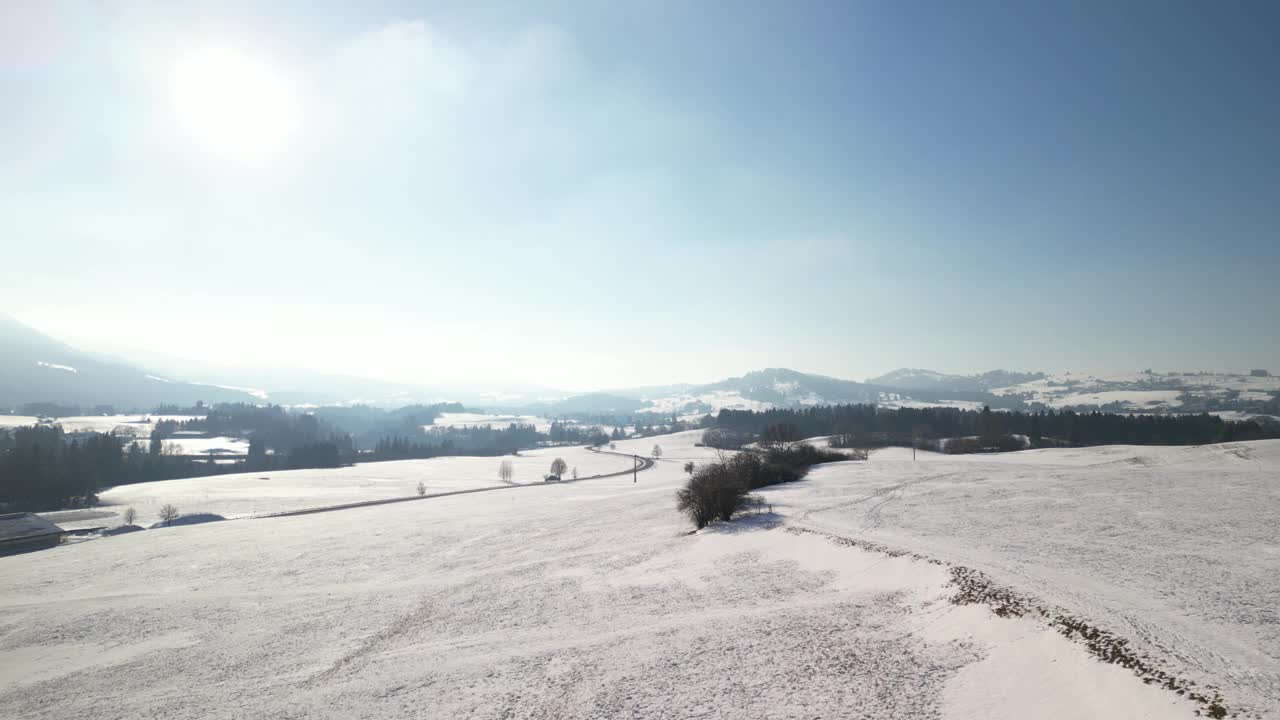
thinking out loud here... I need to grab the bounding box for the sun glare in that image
[171,45,299,165]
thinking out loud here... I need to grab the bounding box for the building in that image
[0,512,66,554]
[1250,369,1270,377]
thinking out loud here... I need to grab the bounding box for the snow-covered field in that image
[0,414,198,433]
[1045,389,1183,409]
[992,371,1278,411]
[428,411,555,433]
[877,396,986,411]
[47,444,636,530]
[640,390,774,415]
[0,430,1248,717]
[127,435,251,456]
[777,440,1280,715]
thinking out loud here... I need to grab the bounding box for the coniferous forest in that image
[713,404,1280,448]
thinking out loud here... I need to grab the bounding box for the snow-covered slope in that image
[777,439,1280,715]
[868,368,1045,393]
[0,431,1249,718]
[0,314,260,408]
[992,370,1280,415]
[46,444,635,530]
[628,368,880,416]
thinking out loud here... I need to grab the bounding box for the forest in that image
[713,404,1280,448]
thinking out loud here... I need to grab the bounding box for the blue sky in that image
[2,1,1277,389]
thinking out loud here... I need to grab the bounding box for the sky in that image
[2,0,1278,390]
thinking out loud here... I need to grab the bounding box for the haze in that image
[3,2,1277,389]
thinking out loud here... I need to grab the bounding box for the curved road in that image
[251,447,657,520]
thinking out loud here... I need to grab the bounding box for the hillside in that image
[2,432,1255,718]
[868,368,1046,393]
[0,315,257,410]
[611,368,883,417]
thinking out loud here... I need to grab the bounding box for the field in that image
[428,411,556,433]
[1,431,1274,718]
[0,414,198,433]
[990,371,1280,414]
[43,444,638,530]
[775,439,1280,715]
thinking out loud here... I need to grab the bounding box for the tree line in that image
[713,404,1280,448]
[0,408,624,511]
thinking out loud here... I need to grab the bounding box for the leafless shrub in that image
[158,504,179,526]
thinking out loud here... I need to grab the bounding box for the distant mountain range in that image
[0,314,258,410]
[3,314,1274,418]
[0,314,573,411]
[866,368,1046,393]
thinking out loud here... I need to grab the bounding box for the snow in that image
[1047,389,1183,409]
[1211,410,1278,423]
[54,444,636,530]
[774,440,1280,714]
[641,390,772,414]
[0,414,199,433]
[429,411,555,433]
[992,370,1279,410]
[128,435,251,456]
[194,382,269,400]
[35,360,77,373]
[0,430,1257,718]
[878,396,986,411]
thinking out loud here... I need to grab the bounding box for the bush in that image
[550,457,568,476]
[701,428,753,450]
[944,434,1025,454]
[676,465,749,529]
[675,443,847,528]
[157,504,179,526]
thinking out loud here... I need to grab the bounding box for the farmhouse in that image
[1250,369,1270,377]
[0,512,65,554]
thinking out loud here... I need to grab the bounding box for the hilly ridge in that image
[0,314,257,409]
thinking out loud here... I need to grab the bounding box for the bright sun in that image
[171,45,299,165]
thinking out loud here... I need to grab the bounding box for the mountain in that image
[56,337,570,409]
[868,368,1045,393]
[0,314,258,410]
[593,368,884,417]
[867,368,971,391]
[694,368,880,405]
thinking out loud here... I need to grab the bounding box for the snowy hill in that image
[0,314,258,409]
[868,368,1046,393]
[991,370,1280,416]
[613,368,881,417]
[4,432,1269,717]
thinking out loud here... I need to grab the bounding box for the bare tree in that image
[498,459,514,484]
[683,461,695,475]
[652,444,663,459]
[161,442,185,456]
[158,504,179,526]
[122,507,137,526]
[571,466,579,479]
[550,457,568,477]
[760,422,800,452]
[417,481,426,496]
